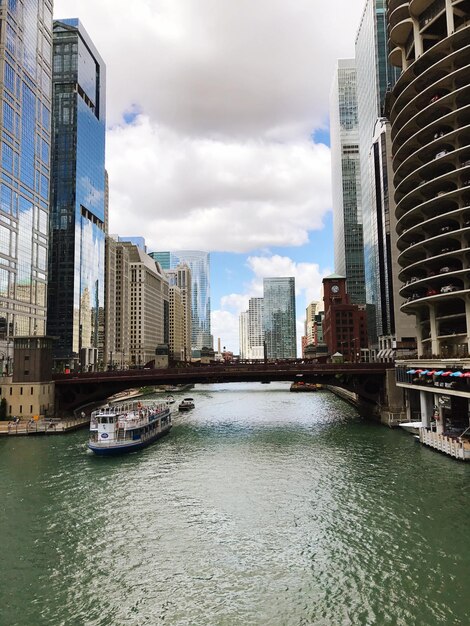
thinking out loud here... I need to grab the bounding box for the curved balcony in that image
[389,46,404,68]
[393,102,470,174]
[392,68,470,148]
[390,35,470,120]
[394,145,470,209]
[401,287,467,312]
[398,238,461,267]
[389,0,410,13]
[395,158,470,222]
[389,3,411,31]
[410,0,438,16]
[397,215,463,253]
[390,17,414,46]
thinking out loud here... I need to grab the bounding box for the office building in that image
[104,236,131,369]
[239,310,249,360]
[126,244,169,366]
[47,19,106,371]
[355,0,400,344]
[0,0,53,373]
[370,118,416,360]
[390,2,470,460]
[263,277,296,359]
[330,59,366,306]
[150,250,211,355]
[166,264,191,362]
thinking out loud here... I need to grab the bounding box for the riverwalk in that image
[0,415,89,436]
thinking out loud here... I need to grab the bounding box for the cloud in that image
[53,1,364,253]
[55,0,363,135]
[106,116,331,252]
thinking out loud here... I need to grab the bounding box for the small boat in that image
[178,397,195,411]
[399,421,423,435]
[166,395,175,404]
[88,400,171,455]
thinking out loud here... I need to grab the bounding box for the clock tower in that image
[322,274,368,361]
[323,274,347,308]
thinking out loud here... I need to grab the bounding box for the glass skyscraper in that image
[330,59,366,305]
[355,0,400,344]
[47,19,106,370]
[0,0,53,371]
[150,250,211,355]
[263,277,296,359]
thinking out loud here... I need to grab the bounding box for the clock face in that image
[331,284,340,294]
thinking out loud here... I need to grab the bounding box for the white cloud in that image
[107,116,331,252]
[55,0,363,135]
[53,0,364,253]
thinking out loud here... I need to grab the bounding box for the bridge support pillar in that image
[379,369,407,427]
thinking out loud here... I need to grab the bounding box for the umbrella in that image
[419,370,429,375]
[435,370,445,375]
[441,371,452,376]
[463,372,470,378]
[451,371,463,377]
[426,370,436,376]
[406,369,416,374]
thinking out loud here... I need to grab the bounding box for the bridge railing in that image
[53,361,391,382]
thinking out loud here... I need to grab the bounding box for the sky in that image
[54,0,366,353]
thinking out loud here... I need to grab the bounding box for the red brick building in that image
[322,274,368,362]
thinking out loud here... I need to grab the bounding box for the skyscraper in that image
[0,0,53,372]
[47,19,106,371]
[263,277,296,359]
[330,59,366,305]
[166,264,192,361]
[355,0,400,344]
[239,310,249,360]
[150,250,211,355]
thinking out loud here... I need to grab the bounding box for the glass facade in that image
[0,0,53,370]
[263,277,296,359]
[47,20,106,369]
[355,0,400,344]
[330,59,366,305]
[150,250,211,354]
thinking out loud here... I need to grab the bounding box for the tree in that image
[0,397,8,421]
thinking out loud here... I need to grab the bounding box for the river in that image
[1,382,469,626]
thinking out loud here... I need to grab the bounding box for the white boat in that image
[88,400,171,455]
[178,397,195,411]
[399,421,423,435]
[166,395,175,404]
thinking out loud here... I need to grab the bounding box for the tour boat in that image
[88,400,171,455]
[178,397,195,411]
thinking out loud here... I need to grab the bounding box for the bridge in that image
[53,361,395,415]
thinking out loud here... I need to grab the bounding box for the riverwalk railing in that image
[0,414,90,436]
[420,428,470,461]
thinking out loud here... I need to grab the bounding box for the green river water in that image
[0,382,469,626]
